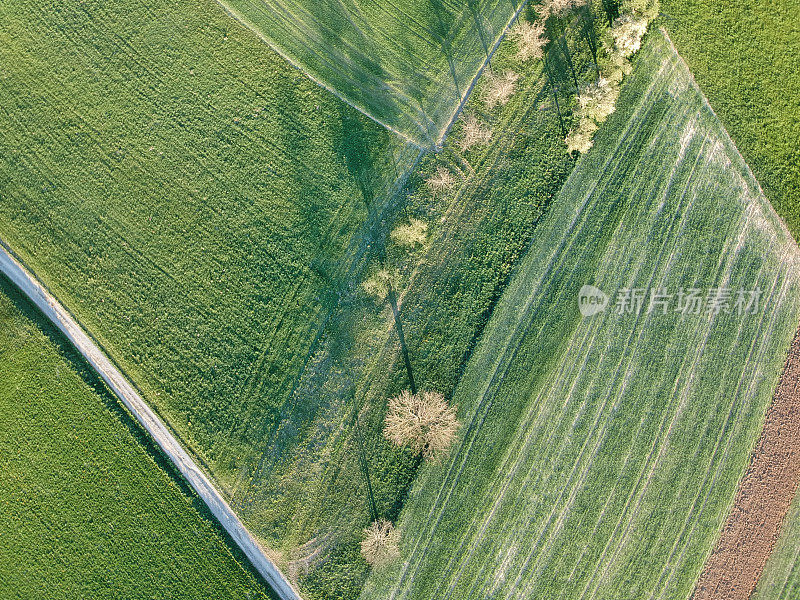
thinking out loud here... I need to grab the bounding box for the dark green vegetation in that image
[660,0,800,239]
[0,0,417,596]
[290,34,580,598]
[362,31,800,600]
[217,0,525,145]
[6,0,790,597]
[0,278,275,599]
[0,0,583,596]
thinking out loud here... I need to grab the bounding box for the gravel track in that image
[0,239,301,600]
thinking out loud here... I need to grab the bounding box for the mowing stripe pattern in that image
[361,30,800,600]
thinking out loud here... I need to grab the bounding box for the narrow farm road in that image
[0,240,301,600]
[434,0,530,147]
[692,326,800,600]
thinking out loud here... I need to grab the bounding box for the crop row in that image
[361,30,800,600]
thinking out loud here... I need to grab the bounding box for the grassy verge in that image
[0,277,276,599]
[361,30,800,600]
[239,14,581,596]
[659,0,800,239]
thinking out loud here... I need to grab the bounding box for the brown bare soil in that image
[693,326,800,600]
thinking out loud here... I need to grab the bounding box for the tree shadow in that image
[427,0,462,101]
[282,0,427,141]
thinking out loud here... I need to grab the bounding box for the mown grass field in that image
[0,278,275,599]
[361,30,800,600]
[755,490,800,600]
[245,21,580,596]
[659,0,800,239]
[217,0,524,145]
[0,0,584,596]
[0,0,420,594]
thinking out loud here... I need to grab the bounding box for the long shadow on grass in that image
[229,102,423,551]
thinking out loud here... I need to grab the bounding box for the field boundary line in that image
[660,27,800,255]
[435,0,530,147]
[657,28,800,600]
[212,0,527,149]
[691,324,800,600]
[209,0,428,149]
[0,239,302,600]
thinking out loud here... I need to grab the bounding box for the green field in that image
[255,23,581,596]
[361,30,800,600]
[660,0,800,239]
[0,278,275,599]
[755,481,800,599]
[8,0,792,596]
[0,0,418,593]
[0,0,585,596]
[217,0,524,145]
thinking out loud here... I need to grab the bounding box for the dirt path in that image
[0,240,301,600]
[692,326,800,600]
[434,0,530,147]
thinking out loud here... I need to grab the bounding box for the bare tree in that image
[611,14,648,57]
[484,70,520,109]
[623,0,660,20]
[361,519,400,567]
[563,0,655,155]
[425,166,457,195]
[578,77,619,123]
[565,116,598,153]
[510,19,547,61]
[459,114,493,151]
[384,390,460,460]
[362,267,399,302]
[543,0,588,18]
[391,218,428,249]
